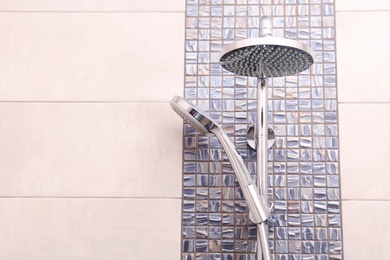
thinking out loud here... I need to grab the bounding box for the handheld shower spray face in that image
[170,95,271,224]
[170,95,216,137]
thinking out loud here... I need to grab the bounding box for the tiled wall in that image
[2,0,389,259]
[336,0,390,259]
[0,1,184,259]
[182,0,342,259]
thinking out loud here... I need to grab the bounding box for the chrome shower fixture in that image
[218,16,314,260]
[170,95,272,224]
[219,37,313,79]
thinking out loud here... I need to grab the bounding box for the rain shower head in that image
[219,37,314,78]
[220,16,314,79]
[170,95,217,137]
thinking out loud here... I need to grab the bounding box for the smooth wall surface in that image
[336,0,390,259]
[0,1,184,259]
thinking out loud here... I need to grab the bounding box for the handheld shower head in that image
[170,95,271,225]
[170,95,217,137]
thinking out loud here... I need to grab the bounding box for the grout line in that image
[0,11,185,13]
[336,10,390,13]
[0,196,182,199]
[338,102,390,104]
[342,199,390,202]
[0,101,170,104]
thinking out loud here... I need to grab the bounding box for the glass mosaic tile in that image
[182,0,341,258]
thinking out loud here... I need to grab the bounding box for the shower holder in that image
[247,125,275,150]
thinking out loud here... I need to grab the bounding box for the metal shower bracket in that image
[246,124,275,150]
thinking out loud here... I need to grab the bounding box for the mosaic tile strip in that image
[183,0,342,259]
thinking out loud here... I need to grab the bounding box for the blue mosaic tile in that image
[183,240,195,253]
[315,214,328,227]
[302,241,314,254]
[301,201,314,213]
[196,200,208,212]
[196,239,208,252]
[183,0,341,258]
[316,227,327,240]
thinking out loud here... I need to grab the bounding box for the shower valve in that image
[247,125,276,150]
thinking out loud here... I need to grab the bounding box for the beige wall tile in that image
[0,198,181,260]
[343,201,390,260]
[336,12,390,102]
[0,0,185,12]
[339,104,390,200]
[336,0,390,11]
[0,13,184,101]
[0,103,183,197]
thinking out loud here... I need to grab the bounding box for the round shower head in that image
[170,95,217,137]
[219,37,314,78]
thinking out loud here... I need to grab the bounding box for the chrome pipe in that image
[257,223,271,260]
[258,78,268,206]
[260,16,273,37]
[256,78,271,260]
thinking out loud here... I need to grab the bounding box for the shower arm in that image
[211,127,271,224]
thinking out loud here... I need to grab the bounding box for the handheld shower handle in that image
[212,128,270,223]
